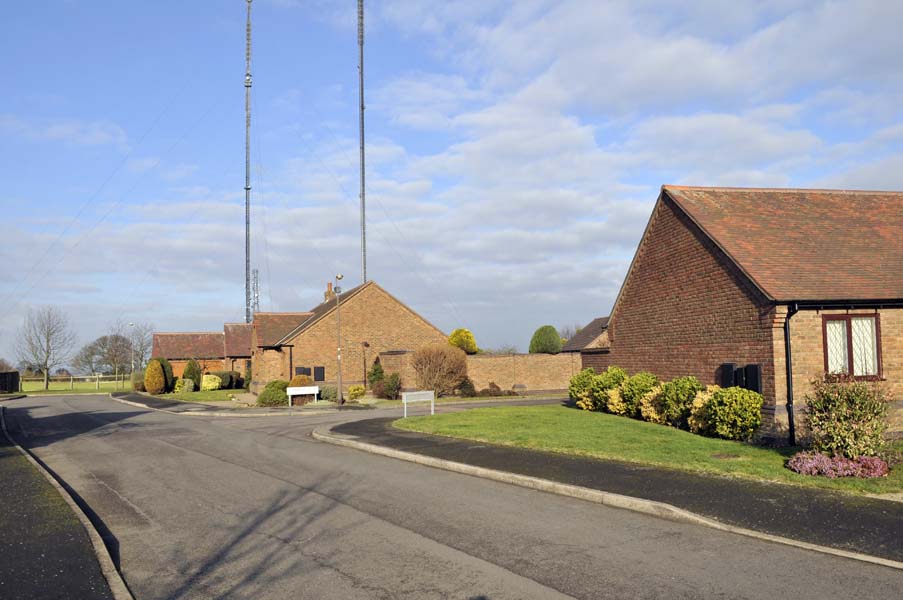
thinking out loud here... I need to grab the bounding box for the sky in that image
[2,0,903,364]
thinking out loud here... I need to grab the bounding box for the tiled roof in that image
[664,186,903,301]
[224,323,252,357]
[253,313,313,347]
[561,316,609,352]
[152,332,224,360]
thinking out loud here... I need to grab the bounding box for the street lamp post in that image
[361,341,370,390]
[128,322,135,376]
[335,274,344,405]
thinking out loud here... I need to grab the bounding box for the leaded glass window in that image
[823,314,881,378]
[825,319,848,374]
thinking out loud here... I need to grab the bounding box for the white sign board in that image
[402,390,435,418]
[287,385,320,407]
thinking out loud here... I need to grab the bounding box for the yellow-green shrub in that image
[144,359,166,395]
[605,387,628,415]
[569,368,596,409]
[583,366,629,411]
[201,374,222,391]
[347,384,366,400]
[638,385,666,424]
[690,386,763,440]
[289,374,313,387]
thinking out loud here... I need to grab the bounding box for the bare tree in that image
[0,357,14,372]
[558,323,583,342]
[15,306,77,390]
[126,321,155,371]
[97,327,131,381]
[73,340,104,375]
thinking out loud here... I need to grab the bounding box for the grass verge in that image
[374,393,566,408]
[394,405,903,495]
[157,389,239,403]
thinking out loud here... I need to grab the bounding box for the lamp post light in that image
[335,274,344,405]
[128,322,135,376]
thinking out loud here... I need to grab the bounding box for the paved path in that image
[333,417,903,562]
[3,395,902,599]
[0,414,113,599]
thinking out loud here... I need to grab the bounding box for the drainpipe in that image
[783,302,799,446]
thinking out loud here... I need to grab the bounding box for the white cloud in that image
[0,114,128,148]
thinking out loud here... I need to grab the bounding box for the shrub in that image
[320,385,338,401]
[619,372,659,418]
[131,369,146,392]
[243,364,251,390]
[457,377,476,397]
[804,378,888,459]
[690,386,763,441]
[174,378,186,393]
[157,358,174,392]
[230,371,242,389]
[201,374,222,391]
[367,360,385,386]
[569,368,596,408]
[585,366,629,411]
[448,328,478,354]
[212,371,233,389]
[478,382,503,397]
[181,378,195,393]
[529,325,562,354]
[383,373,402,400]
[371,380,386,399]
[347,384,365,400]
[144,360,166,395]
[257,380,288,407]
[411,344,467,397]
[183,360,202,392]
[638,385,666,424]
[654,376,704,429]
[605,388,629,415]
[787,451,889,479]
[289,374,313,387]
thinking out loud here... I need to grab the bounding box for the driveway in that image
[4,395,901,599]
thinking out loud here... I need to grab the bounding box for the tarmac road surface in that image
[4,394,901,599]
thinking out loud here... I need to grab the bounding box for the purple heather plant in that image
[787,451,889,479]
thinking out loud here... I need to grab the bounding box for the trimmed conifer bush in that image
[183,360,202,392]
[157,358,174,392]
[144,360,166,395]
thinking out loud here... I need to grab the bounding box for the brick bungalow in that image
[592,185,903,441]
[224,323,252,375]
[250,281,447,394]
[151,332,226,377]
[562,316,609,371]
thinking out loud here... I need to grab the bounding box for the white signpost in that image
[402,390,435,418]
[286,385,320,407]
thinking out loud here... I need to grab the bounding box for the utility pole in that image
[244,0,253,324]
[358,0,367,284]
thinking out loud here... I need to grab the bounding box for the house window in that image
[313,366,325,382]
[823,315,881,378]
[295,367,311,377]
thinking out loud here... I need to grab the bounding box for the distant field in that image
[20,379,130,394]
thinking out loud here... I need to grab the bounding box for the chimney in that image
[324,281,336,303]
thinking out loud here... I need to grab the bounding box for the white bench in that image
[402,390,435,418]
[287,385,320,407]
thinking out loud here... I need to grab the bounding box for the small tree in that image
[183,359,202,392]
[367,359,385,387]
[144,359,166,395]
[529,325,562,354]
[448,328,478,354]
[15,306,77,390]
[157,358,174,392]
[411,344,467,397]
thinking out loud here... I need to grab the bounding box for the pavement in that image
[331,417,903,563]
[0,410,114,599]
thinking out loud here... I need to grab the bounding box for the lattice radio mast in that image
[252,268,260,314]
[244,0,253,323]
[358,0,367,283]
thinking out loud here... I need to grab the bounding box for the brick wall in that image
[250,348,289,394]
[262,283,447,392]
[580,349,610,373]
[466,353,581,393]
[168,359,224,379]
[772,308,903,433]
[606,195,778,411]
[379,351,580,394]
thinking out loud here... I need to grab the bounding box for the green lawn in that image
[157,389,239,403]
[22,380,128,394]
[394,405,903,495]
[375,393,566,408]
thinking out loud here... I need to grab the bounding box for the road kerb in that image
[1,406,135,600]
[312,425,903,572]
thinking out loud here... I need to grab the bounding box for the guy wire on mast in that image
[244,0,253,323]
[358,0,367,283]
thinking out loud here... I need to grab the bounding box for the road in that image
[4,395,901,599]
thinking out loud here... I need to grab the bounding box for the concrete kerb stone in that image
[312,424,903,572]
[0,406,135,600]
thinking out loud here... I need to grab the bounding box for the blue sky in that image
[2,0,903,364]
